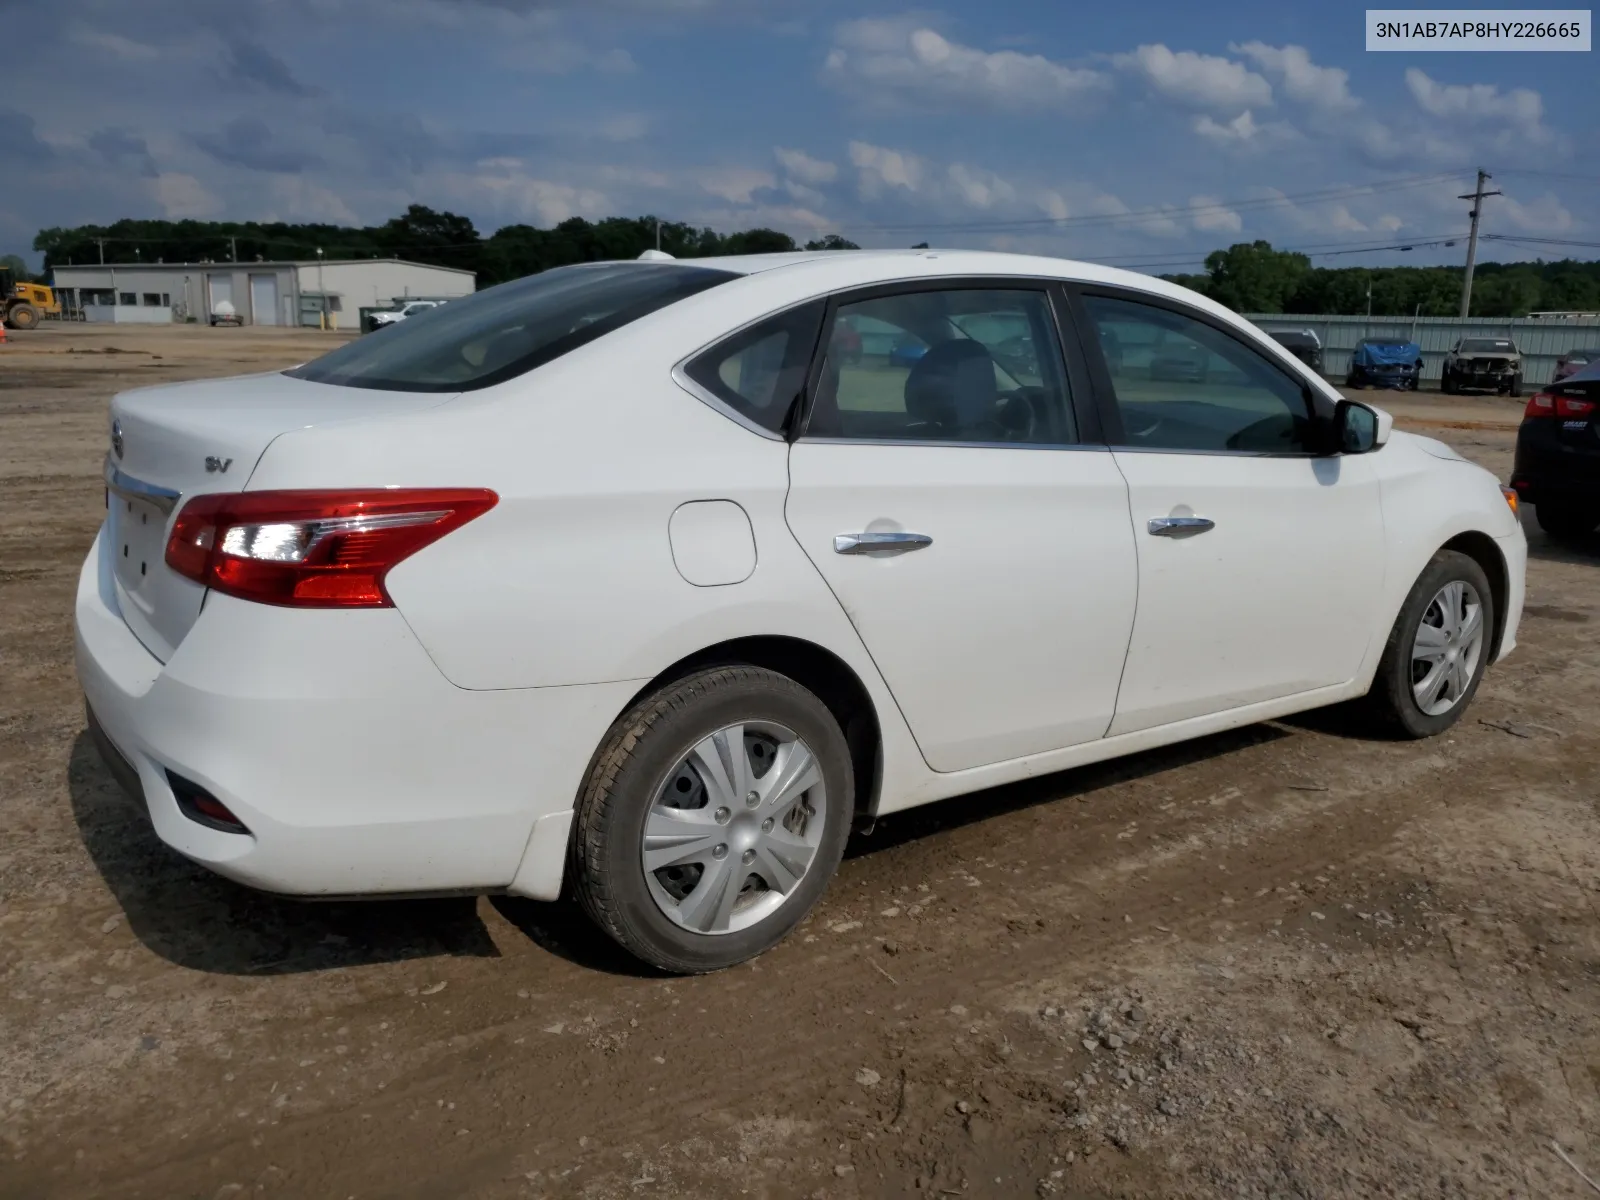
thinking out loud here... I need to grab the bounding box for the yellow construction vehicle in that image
[0,268,59,329]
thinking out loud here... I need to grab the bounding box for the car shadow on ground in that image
[66,731,502,976]
[844,723,1290,861]
[1524,523,1600,567]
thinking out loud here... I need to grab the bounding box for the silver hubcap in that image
[642,721,825,936]
[1411,580,1485,717]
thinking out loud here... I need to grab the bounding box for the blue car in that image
[1346,337,1423,391]
[889,338,928,369]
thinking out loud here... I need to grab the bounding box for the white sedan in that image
[77,249,1526,972]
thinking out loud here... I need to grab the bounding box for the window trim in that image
[795,276,1101,451]
[672,299,827,442]
[1063,283,1338,459]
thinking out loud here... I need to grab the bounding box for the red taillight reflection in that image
[164,488,498,609]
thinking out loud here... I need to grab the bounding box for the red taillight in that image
[1525,392,1596,419]
[165,488,497,608]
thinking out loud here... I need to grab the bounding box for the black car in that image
[1510,360,1600,538]
[1267,329,1323,372]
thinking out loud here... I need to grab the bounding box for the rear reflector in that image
[165,488,497,608]
[167,771,251,834]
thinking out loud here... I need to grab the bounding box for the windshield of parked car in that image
[287,263,737,392]
[1459,339,1516,353]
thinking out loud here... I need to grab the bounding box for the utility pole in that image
[229,236,237,263]
[655,218,661,252]
[1458,169,1501,318]
[95,237,106,265]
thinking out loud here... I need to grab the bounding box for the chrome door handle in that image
[1147,516,1215,538]
[834,531,933,555]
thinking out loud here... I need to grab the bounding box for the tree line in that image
[1163,239,1600,318]
[27,209,1599,317]
[31,206,858,288]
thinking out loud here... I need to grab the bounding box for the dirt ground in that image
[2,323,1598,1200]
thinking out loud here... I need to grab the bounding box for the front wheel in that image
[1510,374,1523,398]
[571,666,854,974]
[1361,551,1494,739]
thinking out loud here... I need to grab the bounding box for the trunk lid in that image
[105,371,451,661]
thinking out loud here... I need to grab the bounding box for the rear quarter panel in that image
[243,272,929,802]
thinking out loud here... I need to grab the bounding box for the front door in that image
[1073,290,1385,735]
[783,283,1139,773]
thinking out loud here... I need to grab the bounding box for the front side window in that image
[287,263,736,392]
[805,288,1075,445]
[682,303,824,435]
[1082,294,1316,454]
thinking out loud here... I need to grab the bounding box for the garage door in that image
[207,273,232,316]
[249,274,279,326]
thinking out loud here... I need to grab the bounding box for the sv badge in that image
[205,456,234,473]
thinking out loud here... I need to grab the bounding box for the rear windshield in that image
[1459,339,1516,353]
[287,263,737,392]
[1269,332,1315,346]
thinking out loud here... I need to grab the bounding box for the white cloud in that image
[598,113,650,142]
[1189,195,1242,233]
[1231,42,1357,112]
[1404,69,1551,141]
[1114,44,1271,113]
[1195,110,1260,143]
[699,167,776,204]
[824,18,1107,112]
[945,162,1017,209]
[1328,205,1367,233]
[1039,191,1071,220]
[1375,214,1403,232]
[152,173,223,219]
[774,146,838,186]
[69,26,161,61]
[848,140,926,196]
[1497,192,1574,233]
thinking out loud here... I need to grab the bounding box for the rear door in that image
[781,281,1139,773]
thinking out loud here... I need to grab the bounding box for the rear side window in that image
[681,303,825,435]
[287,263,736,393]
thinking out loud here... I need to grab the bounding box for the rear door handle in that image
[1147,516,1215,538]
[834,531,933,555]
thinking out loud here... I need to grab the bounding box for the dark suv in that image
[1266,329,1324,372]
[1510,361,1600,538]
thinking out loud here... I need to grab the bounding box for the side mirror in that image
[1333,399,1390,454]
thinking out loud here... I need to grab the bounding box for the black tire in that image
[1510,374,1523,398]
[1441,371,1455,395]
[6,303,39,331]
[571,666,854,974]
[1361,550,1495,739]
[1534,502,1600,540]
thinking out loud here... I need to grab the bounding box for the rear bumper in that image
[1511,426,1600,507]
[74,525,637,899]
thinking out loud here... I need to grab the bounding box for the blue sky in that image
[2,0,1594,273]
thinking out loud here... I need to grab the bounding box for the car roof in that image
[623,248,1258,327]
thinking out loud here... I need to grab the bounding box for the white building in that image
[51,258,476,326]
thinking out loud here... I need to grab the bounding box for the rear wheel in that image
[1535,502,1600,539]
[1361,551,1494,739]
[572,666,853,974]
